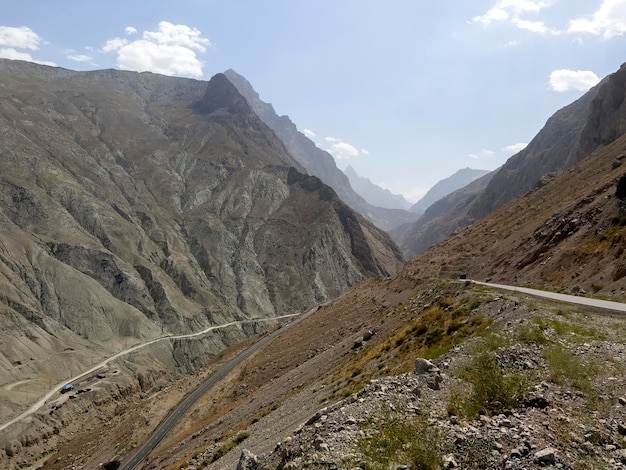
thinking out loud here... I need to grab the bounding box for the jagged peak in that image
[192,72,252,116]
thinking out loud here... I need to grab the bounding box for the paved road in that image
[118,283,626,469]
[0,314,297,433]
[471,281,626,313]
[119,306,320,470]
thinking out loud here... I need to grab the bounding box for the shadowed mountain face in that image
[0,60,404,408]
[409,168,491,215]
[396,62,626,258]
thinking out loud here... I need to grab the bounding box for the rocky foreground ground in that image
[179,296,626,470]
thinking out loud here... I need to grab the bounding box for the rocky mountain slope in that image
[4,60,626,470]
[0,59,404,439]
[223,69,420,231]
[392,171,496,258]
[148,111,626,470]
[20,121,626,470]
[343,165,411,210]
[396,62,626,258]
[409,167,491,215]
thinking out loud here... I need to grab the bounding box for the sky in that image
[1,1,626,203]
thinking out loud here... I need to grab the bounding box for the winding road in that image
[0,313,298,434]
[118,283,626,469]
[119,305,319,470]
[472,281,626,313]
[8,280,626,468]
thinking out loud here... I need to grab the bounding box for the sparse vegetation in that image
[544,344,596,391]
[516,319,548,344]
[208,432,250,463]
[532,315,604,342]
[326,290,495,400]
[448,339,529,418]
[357,404,441,470]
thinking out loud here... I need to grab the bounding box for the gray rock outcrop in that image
[0,60,404,424]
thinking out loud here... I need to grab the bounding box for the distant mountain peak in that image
[224,69,419,230]
[193,72,251,116]
[409,168,490,214]
[343,165,411,210]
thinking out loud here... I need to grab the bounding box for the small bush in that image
[544,344,595,392]
[358,405,441,470]
[517,323,547,344]
[479,332,510,351]
[448,349,528,418]
[209,432,250,463]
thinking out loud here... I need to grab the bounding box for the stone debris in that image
[218,335,626,470]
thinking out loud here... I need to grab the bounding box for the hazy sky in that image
[1,1,625,202]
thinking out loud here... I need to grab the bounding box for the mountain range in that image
[394,63,626,258]
[343,164,412,210]
[0,59,404,453]
[223,69,421,232]
[408,167,491,215]
[2,59,626,470]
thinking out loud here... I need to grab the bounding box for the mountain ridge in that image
[409,167,491,215]
[395,62,626,258]
[0,59,404,457]
[223,69,420,231]
[343,164,412,210]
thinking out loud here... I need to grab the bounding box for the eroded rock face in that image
[0,60,404,420]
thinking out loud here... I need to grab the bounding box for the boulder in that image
[414,358,439,375]
[533,447,556,465]
[237,449,258,470]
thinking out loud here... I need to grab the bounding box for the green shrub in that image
[358,405,441,470]
[448,350,528,418]
[517,323,547,344]
[548,319,602,341]
[478,332,510,351]
[209,432,250,463]
[544,344,595,391]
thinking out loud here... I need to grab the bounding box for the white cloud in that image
[302,128,316,138]
[503,142,528,153]
[360,149,370,155]
[472,1,554,33]
[468,148,496,160]
[102,21,210,78]
[67,53,93,63]
[513,18,548,33]
[125,26,138,35]
[103,37,128,52]
[568,0,626,39]
[549,69,601,92]
[0,47,36,61]
[0,47,56,66]
[0,26,55,66]
[144,22,209,51]
[0,26,42,50]
[473,1,550,24]
[473,6,510,25]
[328,141,360,160]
